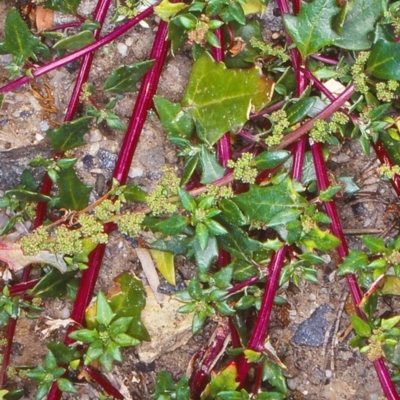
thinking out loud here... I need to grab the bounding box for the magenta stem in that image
[83,366,124,399]
[0,319,16,386]
[311,54,339,65]
[0,6,155,94]
[310,141,399,400]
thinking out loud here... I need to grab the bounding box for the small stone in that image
[286,378,297,391]
[117,42,128,57]
[35,133,45,142]
[309,293,316,301]
[98,149,117,171]
[125,37,134,46]
[292,304,331,347]
[60,307,70,319]
[89,129,103,142]
[325,370,332,379]
[39,120,50,132]
[128,167,144,178]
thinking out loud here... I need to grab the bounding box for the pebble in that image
[292,304,330,347]
[60,307,70,319]
[98,149,117,171]
[35,133,45,142]
[128,166,144,178]
[39,120,49,132]
[325,370,332,379]
[89,129,103,142]
[117,42,128,57]
[286,378,297,391]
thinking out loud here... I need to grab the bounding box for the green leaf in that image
[69,328,99,343]
[196,223,210,251]
[199,145,226,184]
[5,189,51,203]
[150,249,176,285]
[150,236,190,256]
[216,221,262,261]
[224,21,263,68]
[381,316,400,331]
[244,349,263,363]
[319,185,342,201]
[95,292,116,326]
[367,39,400,80]
[334,0,387,50]
[219,199,248,226]
[383,342,400,367]
[107,272,149,341]
[253,150,291,170]
[29,269,78,298]
[35,382,52,400]
[103,60,155,93]
[286,97,317,125]
[123,184,147,202]
[153,371,176,397]
[205,364,239,397]
[283,0,340,57]
[154,96,194,140]
[262,361,288,394]
[154,215,189,235]
[361,235,386,253]
[380,130,400,165]
[228,1,246,24]
[233,178,307,225]
[154,0,187,21]
[1,9,40,61]
[42,0,80,14]
[57,378,76,393]
[47,341,81,364]
[300,227,340,251]
[192,235,218,273]
[47,117,92,152]
[350,315,372,337]
[192,311,207,334]
[53,31,94,51]
[338,250,368,275]
[381,276,400,296]
[57,166,92,211]
[337,176,360,195]
[182,52,274,144]
[178,188,197,212]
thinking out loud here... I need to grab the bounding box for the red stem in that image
[0,6,155,95]
[0,319,16,386]
[8,279,39,297]
[82,366,124,399]
[310,141,400,400]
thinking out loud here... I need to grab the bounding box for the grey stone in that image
[98,148,118,172]
[292,305,331,347]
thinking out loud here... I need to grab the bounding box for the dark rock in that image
[81,154,95,171]
[0,145,52,190]
[98,148,117,172]
[292,304,331,347]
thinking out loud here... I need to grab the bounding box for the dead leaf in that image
[0,241,67,274]
[35,6,54,33]
[229,37,246,56]
[136,248,163,304]
[40,317,77,338]
[382,275,400,295]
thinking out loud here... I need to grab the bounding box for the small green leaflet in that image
[1,9,40,62]
[57,167,92,211]
[199,145,226,184]
[153,95,194,139]
[233,178,307,226]
[334,0,387,50]
[47,117,92,152]
[103,60,155,93]
[283,0,340,58]
[337,250,368,275]
[42,0,80,14]
[53,31,95,51]
[367,39,400,80]
[181,52,274,145]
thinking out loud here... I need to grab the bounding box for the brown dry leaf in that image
[40,317,77,338]
[0,241,67,274]
[35,6,54,33]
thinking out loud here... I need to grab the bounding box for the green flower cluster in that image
[227,152,257,184]
[249,37,289,62]
[78,214,108,244]
[95,199,122,221]
[147,167,180,216]
[351,52,370,95]
[20,226,49,256]
[48,226,82,255]
[376,80,399,102]
[203,184,234,200]
[378,164,400,179]
[265,110,290,147]
[310,119,330,143]
[117,212,145,237]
